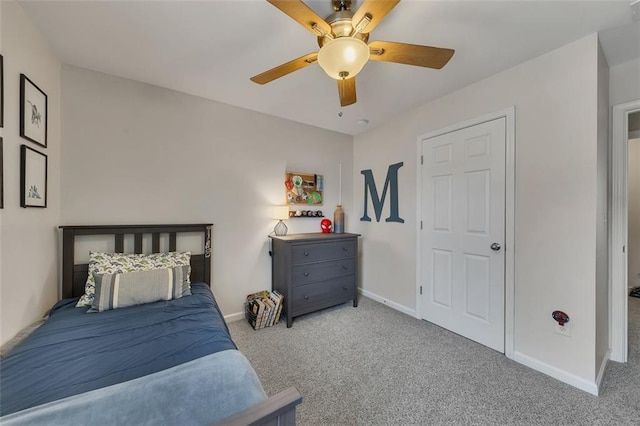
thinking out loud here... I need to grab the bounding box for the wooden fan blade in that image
[352,0,400,34]
[267,0,332,37]
[250,53,318,85]
[337,77,356,107]
[368,41,454,69]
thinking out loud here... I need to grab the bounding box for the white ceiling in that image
[18,0,640,135]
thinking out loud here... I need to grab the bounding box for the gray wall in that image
[60,65,353,319]
[352,34,604,393]
[0,0,61,345]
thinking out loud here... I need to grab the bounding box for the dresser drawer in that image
[291,240,356,265]
[291,277,354,315]
[292,258,355,286]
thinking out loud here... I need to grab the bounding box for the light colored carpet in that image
[228,296,640,425]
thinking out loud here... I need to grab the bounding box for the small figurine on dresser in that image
[320,218,332,233]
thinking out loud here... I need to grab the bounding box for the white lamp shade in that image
[273,205,290,220]
[317,37,370,80]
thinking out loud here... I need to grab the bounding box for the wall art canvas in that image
[21,144,47,208]
[285,171,323,205]
[20,74,47,148]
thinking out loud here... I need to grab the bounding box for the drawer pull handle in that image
[304,272,309,277]
[342,265,348,270]
[343,247,348,251]
[304,296,309,300]
[304,252,309,256]
[342,286,348,290]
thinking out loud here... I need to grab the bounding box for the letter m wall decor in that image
[360,162,404,223]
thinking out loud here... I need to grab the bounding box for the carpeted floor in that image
[228,296,640,425]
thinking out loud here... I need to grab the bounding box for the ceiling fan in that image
[250,0,455,107]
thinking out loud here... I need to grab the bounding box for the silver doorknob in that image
[490,243,501,251]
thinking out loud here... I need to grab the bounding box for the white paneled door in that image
[420,118,506,352]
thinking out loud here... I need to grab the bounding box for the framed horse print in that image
[20,74,48,148]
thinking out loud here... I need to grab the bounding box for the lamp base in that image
[274,220,288,236]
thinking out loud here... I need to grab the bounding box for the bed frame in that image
[58,224,302,426]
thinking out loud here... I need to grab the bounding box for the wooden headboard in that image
[59,224,213,299]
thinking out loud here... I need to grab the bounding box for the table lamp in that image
[273,205,290,236]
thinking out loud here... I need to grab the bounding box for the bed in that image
[0,224,301,425]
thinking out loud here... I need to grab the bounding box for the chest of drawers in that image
[270,233,360,327]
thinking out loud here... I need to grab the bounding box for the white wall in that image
[0,0,61,345]
[610,58,640,107]
[352,34,602,393]
[595,41,609,379]
[629,138,640,289]
[60,65,352,319]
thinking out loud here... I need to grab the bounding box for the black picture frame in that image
[1,54,4,128]
[20,144,47,208]
[20,74,47,148]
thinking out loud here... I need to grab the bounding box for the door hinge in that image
[623,245,626,253]
[420,285,423,295]
[421,155,424,165]
[420,221,423,230]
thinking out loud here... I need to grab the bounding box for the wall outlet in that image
[556,322,571,337]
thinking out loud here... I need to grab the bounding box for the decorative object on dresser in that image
[320,218,332,233]
[333,204,345,233]
[272,205,289,236]
[20,74,47,148]
[20,145,47,208]
[270,232,360,327]
[334,163,345,233]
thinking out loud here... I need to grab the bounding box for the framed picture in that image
[285,171,323,205]
[0,138,3,209]
[20,144,47,208]
[20,74,47,148]
[1,55,4,128]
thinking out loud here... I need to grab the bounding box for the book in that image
[262,298,274,328]
[268,291,282,326]
[272,290,284,325]
[256,298,267,329]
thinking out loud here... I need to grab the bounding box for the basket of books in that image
[245,290,284,330]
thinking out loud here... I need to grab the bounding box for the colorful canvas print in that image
[285,172,323,205]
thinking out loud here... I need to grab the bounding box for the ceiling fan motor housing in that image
[318,10,369,46]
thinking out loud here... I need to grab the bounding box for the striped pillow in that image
[90,266,191,312]
[76,251,191,308]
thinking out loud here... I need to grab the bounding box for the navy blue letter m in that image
[360,162,404,223]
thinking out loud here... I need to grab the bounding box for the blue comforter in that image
[0,283,238,415]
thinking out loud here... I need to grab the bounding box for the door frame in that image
[416,106,516,358]
[610,99,640,363]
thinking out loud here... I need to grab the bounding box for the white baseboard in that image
[224,311,245,323]
[513,351,599,395]
[595,349,610,392]
[358,288,417,318]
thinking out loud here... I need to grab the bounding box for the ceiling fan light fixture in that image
[317,37,369,80]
